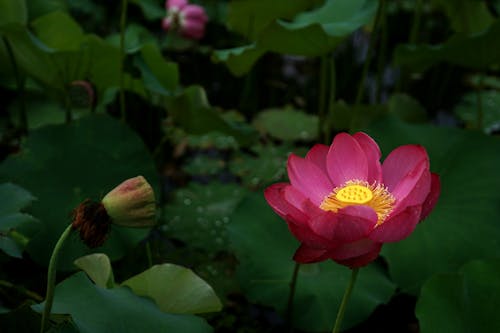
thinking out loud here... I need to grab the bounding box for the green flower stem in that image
[409,0,423,45]
[396,0,423,93]
[318,54,328,143]
[64,95,72,124]
[146,240,153,268]
[40,224,74,333]
[239,65,258,116]
[119,0,128,123]
[352,0,385,129]
[2,36,27,132]
[475,74,484,130]
[375,0,387,103]
[325,54,336,144]
[332,268,359,333]
[285,263,300,331]
[0,279,43,302]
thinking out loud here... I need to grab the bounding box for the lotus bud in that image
[166,0,188,12]
[101,176,156,228]
[69,80,95,109]
[72,176,156,248]
[162,0,208,40]
[179,5,208,40]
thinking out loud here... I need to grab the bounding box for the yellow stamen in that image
[320,180,395,226]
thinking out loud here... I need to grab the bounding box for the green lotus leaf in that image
[416,258,500,333]
[122,263,223,314]
[0,115,157,269]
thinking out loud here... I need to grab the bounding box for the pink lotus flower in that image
[162,0,208,40]
[264,132,440,268]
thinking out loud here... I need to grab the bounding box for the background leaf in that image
[416,258,500,333]
[165,182,246,254]
[0,183,37,258]
[226,0,312,40]
[0,25,62,90]
[454,90,500,133]
[165,85,256,146]
[0,304,40,333]
[0,183,36,217]
[129,0,165,20]
[25,0,67,20]
[0,0,27,27]
[431,0,494,33]
[31,11,84,51]
[136,42,179,93]
[395,20,500,71]
[0,114,157,269]
[387,93,427,123]
[211,44,265,77]
[230,144,295,188]
[215,0,378,75]
[253,108,318,141]
[106,23,156,54]
[0,237,22,257]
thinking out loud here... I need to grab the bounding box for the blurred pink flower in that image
[162,0,208,40]
[265,132,440,268]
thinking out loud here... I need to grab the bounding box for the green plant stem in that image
[318,54,329,143]
[325,54,336,143]
[354,1,382,106]
[0,280,43,302]
[2,36,27,132]
[285,263,300,331]
[409,0,423,45]
[239,65,258,117]
[435,65,453,110]
[64,95,72,124]
[396,0,423,93]
[375,0,387,103]
[352,0,385,129]
[40,224,74,333]
[146,240,153,268]
[119,0,128,123]
[332,268,359,333]
[475,74,484,130]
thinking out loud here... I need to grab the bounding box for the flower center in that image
[335,184,373,204]
[320,180,395,226]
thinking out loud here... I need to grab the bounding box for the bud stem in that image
[40,224,74,332]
